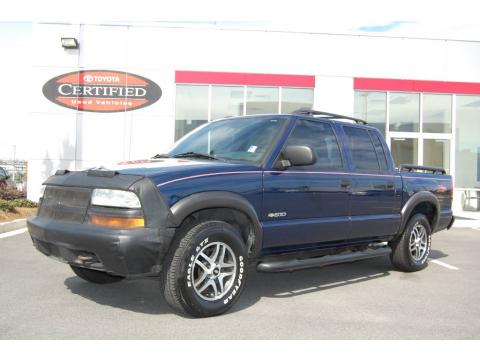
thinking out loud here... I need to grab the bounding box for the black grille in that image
[38,186,91,223]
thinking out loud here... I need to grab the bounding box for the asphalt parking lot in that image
[1,227,479,339]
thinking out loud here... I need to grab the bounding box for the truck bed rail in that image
[400,164,446,175]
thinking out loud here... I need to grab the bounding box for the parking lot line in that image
[0,228,27,239]
[430,259,459,270]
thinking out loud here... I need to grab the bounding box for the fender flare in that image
[169,191,263,257]
[399,191,440,235]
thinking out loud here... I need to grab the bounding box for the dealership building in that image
[5,22,480,213]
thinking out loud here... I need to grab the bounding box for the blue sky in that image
[1,0,479,41]
[356,21,416,33]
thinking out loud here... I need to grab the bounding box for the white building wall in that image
[0,23,31,162]
[23,23,480,200]
[314,76,354,116]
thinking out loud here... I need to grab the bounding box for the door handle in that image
[386,182,395,190]
[340,180,351,189]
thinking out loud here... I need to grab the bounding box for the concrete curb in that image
[0,219,27,234]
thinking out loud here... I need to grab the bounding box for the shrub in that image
[0,199,16,213]
[10,199,38,208]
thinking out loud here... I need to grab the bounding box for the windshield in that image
[168,116,286,163]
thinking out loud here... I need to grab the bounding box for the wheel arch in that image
[169,191,263,258]
[399,191,440,235]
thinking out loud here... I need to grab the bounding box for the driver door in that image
[262,119,351,251]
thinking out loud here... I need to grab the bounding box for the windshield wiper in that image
[152,153,171,159]
[172,152,220,160]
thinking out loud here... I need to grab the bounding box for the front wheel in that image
[161,220,248,317]
[390,214,432,272]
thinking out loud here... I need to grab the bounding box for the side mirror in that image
[276,145,315,169]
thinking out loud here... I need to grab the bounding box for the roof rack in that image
[292,108,368,125]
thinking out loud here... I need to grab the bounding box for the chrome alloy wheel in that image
[192,241,237,301]
[409,223,428,261]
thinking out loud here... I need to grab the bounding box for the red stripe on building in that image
[354,77,480,95]
[175,71,315,87]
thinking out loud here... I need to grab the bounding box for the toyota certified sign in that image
[42,70,162,112]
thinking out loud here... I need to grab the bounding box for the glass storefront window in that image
[175,84,314,140]
[246,86,279,115]
[456,95,480,188]
[354,91,387,136]
[424,139,450,173]
[175,85,208,141]
[389,92,420,132]
[281,88,314,113]
[211,86,244,120]
[423,94,452,133]
[390,138,418,167]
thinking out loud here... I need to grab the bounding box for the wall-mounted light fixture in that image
[61,37,79,49]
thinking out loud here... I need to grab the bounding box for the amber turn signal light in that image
[90,214,145,228]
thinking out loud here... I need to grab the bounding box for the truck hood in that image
[114,158,262,187]
[43,158,262,191]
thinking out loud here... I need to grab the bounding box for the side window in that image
[369,131,389,171]
[284,119,343,170]
[343,126,380,171]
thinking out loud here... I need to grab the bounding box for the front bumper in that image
[27,173,176,277]
[28,216,174,276]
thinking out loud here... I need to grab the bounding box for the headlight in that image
[91,189,141,208]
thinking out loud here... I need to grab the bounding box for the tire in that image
[70,265,124,284]
[390,214,432,272]
[161,220,248,317]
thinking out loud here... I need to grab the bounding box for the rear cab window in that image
[342,126,382,173]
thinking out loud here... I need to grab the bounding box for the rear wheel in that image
[390,214,432,272]
[161,220,248,317]
[70,265,124,284]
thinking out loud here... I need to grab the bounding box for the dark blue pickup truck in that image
[27,109,454,317]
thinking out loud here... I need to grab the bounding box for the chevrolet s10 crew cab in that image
[27,109,454,317]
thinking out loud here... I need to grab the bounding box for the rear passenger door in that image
[262,119,351,250]
[341,126,402,239]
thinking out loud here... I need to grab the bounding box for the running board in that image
[257,246,391,273]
